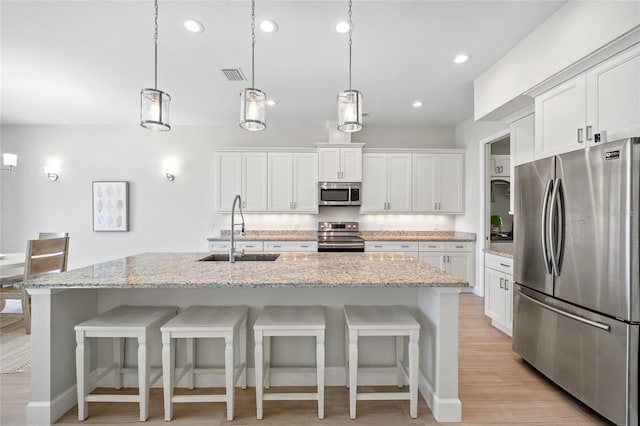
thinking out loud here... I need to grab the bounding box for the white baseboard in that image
[26,384,77,425]
[417,370,461,422]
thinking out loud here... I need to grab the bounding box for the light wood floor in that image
[0,294,611,425]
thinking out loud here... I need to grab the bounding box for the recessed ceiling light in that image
[454,54,469,64]
[335,21,350,34]
[259,20,278,33]
[183,18,204,33]
[412,100,424,108]
[266,99,277,106]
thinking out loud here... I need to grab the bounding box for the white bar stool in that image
[254,305,325,420]
[344,305,420,419]
[160,306,248,421]
[74,305,178,422]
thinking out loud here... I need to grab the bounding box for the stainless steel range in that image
[317,221,364,252]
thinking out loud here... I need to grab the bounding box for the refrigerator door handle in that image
[518,290,611,332]
[549,178,565,276]
[541,179,553,274]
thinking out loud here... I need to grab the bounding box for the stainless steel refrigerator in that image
[513,137,639,426]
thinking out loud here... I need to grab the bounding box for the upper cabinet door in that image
[586,44,640,143]
[341,148,363,181]
[292,153,319,213]
[438,154,464,213]
[387,153,412,212]
[361,153,388,212]
[535,73,587,159]
[267,153,293,212]
[215,152,242,212]
[318,148,341,181]
[242,152,268,212]
[412,153,438,212]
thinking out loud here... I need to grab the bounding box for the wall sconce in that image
[163,159,178,181]
[1,153,18,172]
[44,160,61,181]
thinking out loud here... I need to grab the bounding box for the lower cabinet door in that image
[447,252,473,284]
[419,253,444,270]
[485,267,506,324]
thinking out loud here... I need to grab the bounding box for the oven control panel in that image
[318,221,359,232]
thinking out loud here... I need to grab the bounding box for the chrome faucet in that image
[229,194,246,263]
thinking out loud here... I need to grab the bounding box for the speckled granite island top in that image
[20,252,468,289]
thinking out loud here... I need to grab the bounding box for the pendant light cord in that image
[154,0,159,90]
[348,0,353,91]
[251,0,256,90]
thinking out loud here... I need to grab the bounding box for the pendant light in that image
[140,0,171,131]
[239,0,266,131]
[337,0,362,133]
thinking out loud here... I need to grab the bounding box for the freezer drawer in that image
[513,285,638,426]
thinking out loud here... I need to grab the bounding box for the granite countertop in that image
[19,252,468,289]
[208,230,476,242]
[484,248,514,259]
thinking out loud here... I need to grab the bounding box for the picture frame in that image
[92,181,129,232]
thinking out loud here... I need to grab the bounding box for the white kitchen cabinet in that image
[267,152,318,213]
[510,112,534,214]
[413,153,464,214]
[215,152,267,213]
[484,254,514,336]
[361,153,412,213]
[364,241,419,258]
[263,241,317,252]
[490,155,510,177]
[318,146,362,182]
[209,241,264,253]
[535,43,640,159]
[418,241,475,285]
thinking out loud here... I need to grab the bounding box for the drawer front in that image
[237,241,264,252]
[418,242,446,252]
[445,241,473,252]
[365,241,419,252]
[209,241,231,252]
[264,241,318,252]
[485,253,513,274]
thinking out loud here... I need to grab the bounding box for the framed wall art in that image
[92,181,129,231]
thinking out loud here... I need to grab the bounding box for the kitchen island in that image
[20,252,467,424]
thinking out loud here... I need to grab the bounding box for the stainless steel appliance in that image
[319,182,361,206]
[513,137,639,426]
[317,221,364,252]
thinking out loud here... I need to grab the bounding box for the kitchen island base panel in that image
[25,286,462,424]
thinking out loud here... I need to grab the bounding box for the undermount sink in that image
[199,253,280,262]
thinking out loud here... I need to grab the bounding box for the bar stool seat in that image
[75,305,178,422]
[344,305,420,419]
[160,306,248,421]
[254,305,325,420]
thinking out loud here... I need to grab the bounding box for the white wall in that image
[0,124,457,269]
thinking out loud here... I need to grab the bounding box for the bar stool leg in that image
[240,315,247,389]
[396,335,405,388]
[114,337,124,389]
[348,329,358,420]
[224,333,235,421]
[409,330,419,419]
[162,332,175,421]
[344,321,349,389]
[137,331,150,421]
[186,337,195,390]
[254,330,264,420]
[75,331,89,421]
[316,330,325,420]
[264,336,271,389]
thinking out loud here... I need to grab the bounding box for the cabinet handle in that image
[301,245,309,248]
[500,278,504,289]
[374,245,383,248]
[577,128,584,143]
[447,255,450,263]
[242,201,247,208]
[428,245,437,248]
[456,245,464,248]
[499,263,510,268]
[401,245,410,248]
[586,125,593,141]
[504,279,509,291]
[273,245,282,248]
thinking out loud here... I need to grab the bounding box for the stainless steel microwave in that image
[319,182,361,206]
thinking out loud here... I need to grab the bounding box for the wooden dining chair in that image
[0,237,69,334]
[38,232,69,239]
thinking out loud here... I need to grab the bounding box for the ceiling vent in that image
[221,68,246,81]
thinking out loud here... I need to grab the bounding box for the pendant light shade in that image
[337,0,362,133]
[337,89,362,133]
[240,0,266,131]
[140,0,171,132]
[140,88,171,131]
[240,88,266,131]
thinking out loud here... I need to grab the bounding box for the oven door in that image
[317,237,365,252]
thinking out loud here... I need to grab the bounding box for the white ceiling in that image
[1,1,566,128]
